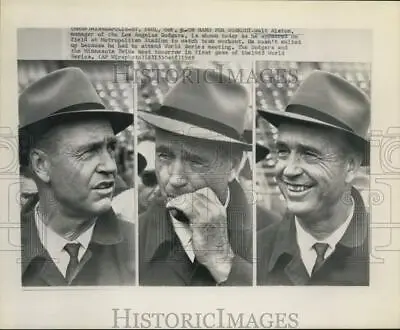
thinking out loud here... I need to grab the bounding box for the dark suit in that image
[257,205,280,231]
[139,180,253,286]
[21,200,135,286]
[257,187,369,286]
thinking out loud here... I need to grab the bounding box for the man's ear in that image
[344,153,362,184]
[30,148,51,183]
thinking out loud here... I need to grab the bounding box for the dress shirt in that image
[295,197,354,276]
[171,188,231,263]
[34,203,95,278]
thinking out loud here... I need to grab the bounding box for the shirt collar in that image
[294,196,354,251]
[22,202,123,274]
[34,203,96,252]
[268,187,368,272]
[223,187,231,209]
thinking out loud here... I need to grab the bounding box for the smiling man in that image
[257,70,370,286]
[138,68,256,286]
[19,67,135,286]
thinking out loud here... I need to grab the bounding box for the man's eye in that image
[107,143,116,153]
[157,152,171,161]
[303,151,319,161]
[190,158,204,167]
[81,148,95,157]
[107,148,115,157]
[277,148,289,158]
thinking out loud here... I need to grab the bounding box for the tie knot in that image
[312,242,329,258]
[64,243,81,258]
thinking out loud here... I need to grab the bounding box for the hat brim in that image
[257,109,370,166]
[20,109,133,135]
[49,109,133,134]
[138,110,252,151]
[256,143,270,163]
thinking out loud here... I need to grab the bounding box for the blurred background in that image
[255,61,371,217]
[18,60,135,209]
[136,60,254,214]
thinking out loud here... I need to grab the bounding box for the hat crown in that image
[19,67,105,128]
[160,69,249,137]
[288,70,370,138]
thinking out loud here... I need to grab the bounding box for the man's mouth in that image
[166,194,181,202]
[165,193,189,205]
[283,182,314,195]
[94,181,114,190]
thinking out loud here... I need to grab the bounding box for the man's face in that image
[155,129,236,204]
[275,123,352,220]
[44,119,117,217]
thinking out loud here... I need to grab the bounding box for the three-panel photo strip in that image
[18,58,371,287]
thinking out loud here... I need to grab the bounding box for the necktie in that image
[311,242,329,275]
[64,243,81,283]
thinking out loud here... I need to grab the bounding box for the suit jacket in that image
[139,180,253,286]
[21,201,135,286]
[257,205,280,231]
[257,187,369,286]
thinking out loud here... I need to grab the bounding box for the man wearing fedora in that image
[138,68,258,286]
[19,67,135,286]
[257,70,370,286]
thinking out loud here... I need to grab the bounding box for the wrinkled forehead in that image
[277,122,346,150]
[41,117,115,148]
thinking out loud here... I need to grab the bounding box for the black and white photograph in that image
[255,61,371,285]
[137,61,254,286]
[18,60,136,286]
[1,4,398,327]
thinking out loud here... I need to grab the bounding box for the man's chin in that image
[286,201,314,218]
[89,199,113,215]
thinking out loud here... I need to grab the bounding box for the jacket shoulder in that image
[257,220,281,258]
[256,206,281,231]
[139,200,166,229]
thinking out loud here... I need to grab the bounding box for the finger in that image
[194,187,223,207]
[190,196,227,226]
[193,188,225,217]
[166,193,198,220]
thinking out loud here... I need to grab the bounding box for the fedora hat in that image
[19,67,133,165]
[257,70,370,165]
[138,68,251,151]
[19,67,133,133]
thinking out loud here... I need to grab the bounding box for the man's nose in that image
[168,159,188,188]
[97,149,117,174]
[280,152,303,178]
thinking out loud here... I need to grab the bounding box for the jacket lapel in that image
[21,209,67,286]
[37,257,67,286]
[311,187,369,283]
[167,242,196,285]
[269,214,310,285]
[284,252,310,285]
